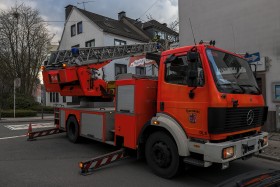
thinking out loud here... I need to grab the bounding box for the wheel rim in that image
[151,141,172,168]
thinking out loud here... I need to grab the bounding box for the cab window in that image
[165,54,204,86]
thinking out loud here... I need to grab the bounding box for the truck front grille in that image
[208,107,268,134]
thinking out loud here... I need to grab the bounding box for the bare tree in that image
[169,19,179,32]
[0,4,52,101]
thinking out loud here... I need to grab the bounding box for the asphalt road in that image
[1,121,280,187]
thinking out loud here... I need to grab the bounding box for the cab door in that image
[157,48,209,139]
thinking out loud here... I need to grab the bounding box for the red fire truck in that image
[38,42,268,178]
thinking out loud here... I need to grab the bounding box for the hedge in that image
[30,106,54,113]
[0,110,37,117]
[6,95,40,110]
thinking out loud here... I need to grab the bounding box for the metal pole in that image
[14,81,15,118]
[41,106,44,119]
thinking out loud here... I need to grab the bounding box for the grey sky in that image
[0,0,178,44]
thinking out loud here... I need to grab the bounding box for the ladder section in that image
[48,42,158,67]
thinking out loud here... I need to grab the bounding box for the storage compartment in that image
[115,78,157,149]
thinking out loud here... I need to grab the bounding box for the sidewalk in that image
[256,132,280,162]
[0,114,54,123]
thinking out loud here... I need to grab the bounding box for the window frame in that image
[136,66,146,75]
[85,39,95,47]
[164,53,205,87]
[77,21,83,34]
[71,24,76,37]
[50,92,53,103]
[115,64,127,76]
[63,96,66,103]
[56,93,59,103]
[114,39,127,46]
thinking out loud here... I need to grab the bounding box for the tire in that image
[66,116,80,143]
[145,131,180,179]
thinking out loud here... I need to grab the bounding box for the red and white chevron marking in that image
[32,128,61,138]
[81,149,127,173]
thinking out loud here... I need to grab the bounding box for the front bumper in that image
[203,132,268,163]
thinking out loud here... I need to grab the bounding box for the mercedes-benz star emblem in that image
[247,110,254,125]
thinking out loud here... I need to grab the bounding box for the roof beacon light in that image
[199,40,216,46]
[71,48,80,58]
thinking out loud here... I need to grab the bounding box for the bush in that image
[6,94,40,110]
[0,110,37,117]
[30,105,54,113]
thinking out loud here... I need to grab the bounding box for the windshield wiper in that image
[239,84,261,94]
[218,83,245,94]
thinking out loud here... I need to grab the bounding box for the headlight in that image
[222,146,234,159]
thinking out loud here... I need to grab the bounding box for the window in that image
[155,31,165,40]
[115,64,127,76]
[71,24,76,37]
[136,67,146,75]
[71,44,80,48]
[50,92,53,103]
[77,21,83,34]
[56,93,59,103]
[165,54,204,86]
[207,49,259,94]
[85,39,95,47]
[63,96,66,103]
[114,39,126,46]
[49,92,60,103]
[72,96,80,104]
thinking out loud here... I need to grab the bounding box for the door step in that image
[183,157,209,167]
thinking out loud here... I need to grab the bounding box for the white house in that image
[46,5,160,107]
[178,0,280,131]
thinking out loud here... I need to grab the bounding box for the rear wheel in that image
[145,131,180,178]
[66,116,80,143]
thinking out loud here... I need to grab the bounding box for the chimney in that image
[162,23,167,27]
[65,5,73,21]
[118,11,126,20]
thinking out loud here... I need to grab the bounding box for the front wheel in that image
[145,131,180,178]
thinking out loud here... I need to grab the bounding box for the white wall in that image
[104,33,144,46]
[46,7,155,107]
[45,93,71,107]
[59,8,104,50]
[179,0,280,111]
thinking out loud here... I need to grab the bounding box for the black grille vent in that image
[208,107,268,134]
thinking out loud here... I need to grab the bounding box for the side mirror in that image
[250,64,257,78]
[187,51,199,87]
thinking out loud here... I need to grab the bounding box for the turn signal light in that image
[79,162,83,168]
[153,121,160,125]
[62,63,67,68]
[222,146,234,159]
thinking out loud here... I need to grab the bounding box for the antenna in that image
[189,18,197,45]
[77,1,95,10]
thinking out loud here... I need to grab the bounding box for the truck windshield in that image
[206,49,260,95]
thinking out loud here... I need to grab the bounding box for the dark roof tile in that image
[143,20,178,36]
[77,8,149,42]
